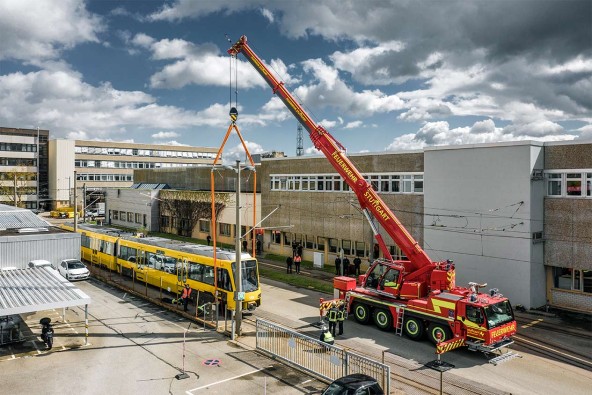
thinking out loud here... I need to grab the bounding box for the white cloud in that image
[223,141,267,164]
[152,131,179,139]
[386,119,577,151]
[344,121,363,129]
[260,7,274,23]
[0,0,103,62]
[0,69,235,138]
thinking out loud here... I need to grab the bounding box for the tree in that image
[160,190,229,237]
[0,169,37,207]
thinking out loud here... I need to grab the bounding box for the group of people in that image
[286,241,303,274]
[320,303,346,346]
[334,255,362,277]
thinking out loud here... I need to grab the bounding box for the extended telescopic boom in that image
[228,35,434,271]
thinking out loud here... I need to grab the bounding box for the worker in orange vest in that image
[181,284,192,312]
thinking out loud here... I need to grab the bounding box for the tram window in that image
[203,266,214,285]
[145,252,157,268]
[119,246,137,261]
[217,269,232,291]
[188,262,203,282]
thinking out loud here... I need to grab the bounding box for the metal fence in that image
[256,318,390,393]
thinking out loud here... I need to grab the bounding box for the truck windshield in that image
[484,300,514,328]
[240,260,259,292]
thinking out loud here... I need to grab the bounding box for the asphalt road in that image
[252,277,592,395]
[1,278,328,395]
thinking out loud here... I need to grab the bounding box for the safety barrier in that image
[255,318,390,393]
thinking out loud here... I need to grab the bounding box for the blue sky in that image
[1,0,590,162]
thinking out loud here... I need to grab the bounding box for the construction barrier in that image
[255,318,390,393]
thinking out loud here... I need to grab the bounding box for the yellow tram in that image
[61,223,261,311]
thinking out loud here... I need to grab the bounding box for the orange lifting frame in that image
[210,122,257,305]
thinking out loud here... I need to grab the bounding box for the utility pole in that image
[73,171,77,232]
[296,123,303,156]
[36,126,40,210]
[13,173,17,207]
[83,184,87,223]
[234,160,243,337]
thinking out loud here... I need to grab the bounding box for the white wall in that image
[423,142,546,309]
[48,139,75,202]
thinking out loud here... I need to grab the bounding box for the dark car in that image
[321,374,384,395]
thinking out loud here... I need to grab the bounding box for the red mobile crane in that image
[229,36,517,354]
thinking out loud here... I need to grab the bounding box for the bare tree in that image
[160,190,229,237]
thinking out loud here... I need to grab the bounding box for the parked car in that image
[321,374,384,395]
[58,259,90,281]
[85,210,98,218]
[28,260,53,269]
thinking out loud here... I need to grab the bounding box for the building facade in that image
[0,127,49,210]
[48,139,218,210]
[129,140,592,314]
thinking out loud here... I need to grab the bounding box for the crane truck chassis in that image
[228,35,517,355]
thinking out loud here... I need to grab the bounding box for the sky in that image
[0,0,591,163]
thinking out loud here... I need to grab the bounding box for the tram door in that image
[176,258,188,293]
[134,249,148,282]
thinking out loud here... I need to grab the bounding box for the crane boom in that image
[228,35,434,270]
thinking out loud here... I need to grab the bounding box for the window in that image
[305,235,315,249]
[566,173,582,196]
[135,213,142,224]
[271,230,281,244]
[199,220,210,233]
[120,211,127,221]
[127,212,133,222]
[161,216,170,228]
[219,223,231,237]
[113,211,119,220]
[317,237,325,251]
[342,240,351,255]
[546,172,561,196]
[413,175,424,193]
[328,238,338,253]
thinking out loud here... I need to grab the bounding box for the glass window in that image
[402,175,413,192]
[317,176,324,191]
[317,237,325,251]
[414,175,424,193]
[547,173,562,196]
[271,230,281,244]
[219,223,231,236]
[391,175,400,193]
[328,238,338,253]
[566,173,582,196]
[342,240,351,255]
[553,267,574,289]
[370,175,379,190]
[583,270,592,293]
[305,235,314,249]
[199,220,210,232]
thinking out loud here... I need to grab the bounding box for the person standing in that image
[337,304,346,335]
[342,256,350,276]
[320,325,334,346]
[294,254,302,274]
[334,256,341,276]
[181,284,192,312]
[353,255,362,276]
[286,255,293,274]
[297,243,303,257]
[206,235,211,246]
[242,239,248,252]
[327,304,338,336]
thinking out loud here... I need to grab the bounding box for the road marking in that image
[301,379,312,385]
[521,318,543,329]
[186,367,271,393]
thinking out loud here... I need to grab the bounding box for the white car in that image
[58,259,90,281]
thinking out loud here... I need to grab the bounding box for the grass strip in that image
[259,267,333,295]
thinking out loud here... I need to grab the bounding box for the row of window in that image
[270,230,405,259]
[75,160,202,169]
[270,173,424,194]
[0,143,37,152]
[0,173,36,181]
[546,171,592,198]
[0,158,36,167]
[77,173,134,182]
[75,146,216,159]
[553,267,592,293]
[112,210,145,225]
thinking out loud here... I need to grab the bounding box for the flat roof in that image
[0,268,91,316]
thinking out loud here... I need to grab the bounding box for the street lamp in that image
[224,160,255,338]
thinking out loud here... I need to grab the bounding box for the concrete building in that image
[0,127,49,210]
[132,140,592,314]
[48,139,218,210]
[105,183,169,232]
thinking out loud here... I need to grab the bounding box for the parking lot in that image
[1,279,327,395]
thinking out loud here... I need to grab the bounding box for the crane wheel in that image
[373,308,392,331]
[352,302,371,324]
[427,323,453,344]
[403,316,425,340]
